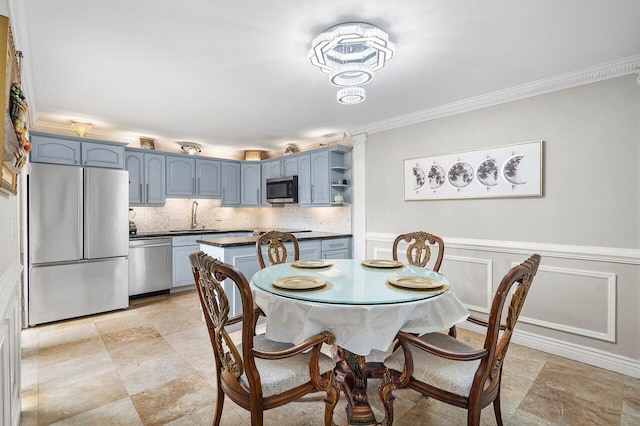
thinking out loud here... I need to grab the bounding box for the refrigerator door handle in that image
[78,168,84,256]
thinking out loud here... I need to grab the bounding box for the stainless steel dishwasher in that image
[128,237,172,296]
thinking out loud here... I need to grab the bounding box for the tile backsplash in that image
[130,198,352,234]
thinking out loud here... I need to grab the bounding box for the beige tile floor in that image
[20,291,640,425]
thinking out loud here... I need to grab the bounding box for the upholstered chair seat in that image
[383,332,481,397]
[240,335,338,398]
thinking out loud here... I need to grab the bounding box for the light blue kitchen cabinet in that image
[81,141,125,169]
[261,161,272,206]
[30,134,82,165]
[172,233,223,287]
[172,244,198,287]
[310,151,330,205]
[270,156,298,177]
[166,156,221,198]
[297,154,311,204]
[241,162,262,205]
[221,161,241,206]
[299,148,351,206]
[126,150,166,206]
[298,151,331,205]
[321,237,351,258]
[30,132,126,168]
[145,153,167,204]
[165,155,195,197]
[195,158,221,197]
[283,157,298,176]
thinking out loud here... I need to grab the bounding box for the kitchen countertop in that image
[130,228,310,239]
[197,231,352,248]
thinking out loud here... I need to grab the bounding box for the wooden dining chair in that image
[392,231,457,336]
[190,251,340,426]
[256,230,300,269]
[378,254,541,426]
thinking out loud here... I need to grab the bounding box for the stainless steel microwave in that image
[266,176,298,204]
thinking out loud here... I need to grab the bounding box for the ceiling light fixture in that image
[309,22,395,105]
[71,121,92,137]
[180,142,202,155]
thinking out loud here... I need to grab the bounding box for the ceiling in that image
[11,0,640,155]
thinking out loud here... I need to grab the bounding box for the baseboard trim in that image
[460,322,640,379]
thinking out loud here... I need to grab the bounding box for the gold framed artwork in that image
[140,137,155,150]
[404,140,543,201]
[0,16,24,195]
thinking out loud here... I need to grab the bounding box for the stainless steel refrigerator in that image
[28,162,129,325]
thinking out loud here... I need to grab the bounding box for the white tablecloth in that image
[252,285,469,358]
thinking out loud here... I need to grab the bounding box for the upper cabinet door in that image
[283,157,298,176]
[81,142,125,169]
[261,161,272,206]
[30,135,81,166]
[221,161,241,206]
[270,160,283,177]
[145,153,166,205]
[241,162,261,205]
[310,151,330,205]
[298,154,311,205]
[166,156,195,197]
[125,152,144,204]
[195,159,221,197]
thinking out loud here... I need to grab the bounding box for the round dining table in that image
[250,258,469,425]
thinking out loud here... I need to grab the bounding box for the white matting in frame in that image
[404,140,542,200]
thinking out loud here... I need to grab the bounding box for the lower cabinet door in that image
[322,248,349,259]
[172,244,199,287]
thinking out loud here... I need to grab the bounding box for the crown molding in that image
[350,55,640,136]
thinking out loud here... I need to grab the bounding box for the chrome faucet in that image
[190,200,199,230]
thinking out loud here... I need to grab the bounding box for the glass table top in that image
[250,259,452,305]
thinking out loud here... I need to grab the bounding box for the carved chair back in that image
[189,251,259,390]
[256,231,300,269]
[478,254,541,394]
[392,231,444,271]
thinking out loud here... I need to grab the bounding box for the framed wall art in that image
[404,140,542,200]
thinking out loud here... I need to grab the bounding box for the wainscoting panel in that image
[516,264,616,342]
[365,232,640,378]
[441,255,493,314]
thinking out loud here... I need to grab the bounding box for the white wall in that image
[365,75,640,376]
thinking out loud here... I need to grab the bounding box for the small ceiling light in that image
[71,121,92,137]
[337,87,366,105]
[309,22,394,105]
[180,142,202,155]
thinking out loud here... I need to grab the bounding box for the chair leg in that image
[250,409,264,426]
[493,386,503,426]
[448,325,457,337]
[467,404,481,426]
[378,369,396,426]
[213,384,225,426]
[323,373,341,426]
